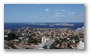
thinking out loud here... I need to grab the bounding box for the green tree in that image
[4,33,18,41]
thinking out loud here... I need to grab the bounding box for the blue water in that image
[4,22,84,30]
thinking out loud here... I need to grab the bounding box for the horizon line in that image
[4,22,84,23]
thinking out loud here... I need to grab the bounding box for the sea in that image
[4,22,84,30]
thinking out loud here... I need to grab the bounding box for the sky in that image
[4,4,84,23]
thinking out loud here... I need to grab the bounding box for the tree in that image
[4,33,18,41]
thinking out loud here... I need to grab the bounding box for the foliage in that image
[4,33,18,41]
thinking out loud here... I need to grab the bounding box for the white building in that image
[41,36,56,49]
[77,41,84,49]
[42,36,49,43]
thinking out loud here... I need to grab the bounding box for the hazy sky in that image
[4,4,84,23]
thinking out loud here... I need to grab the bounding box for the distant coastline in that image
[4,22,84,30]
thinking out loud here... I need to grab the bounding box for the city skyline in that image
[4,4,84,23]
